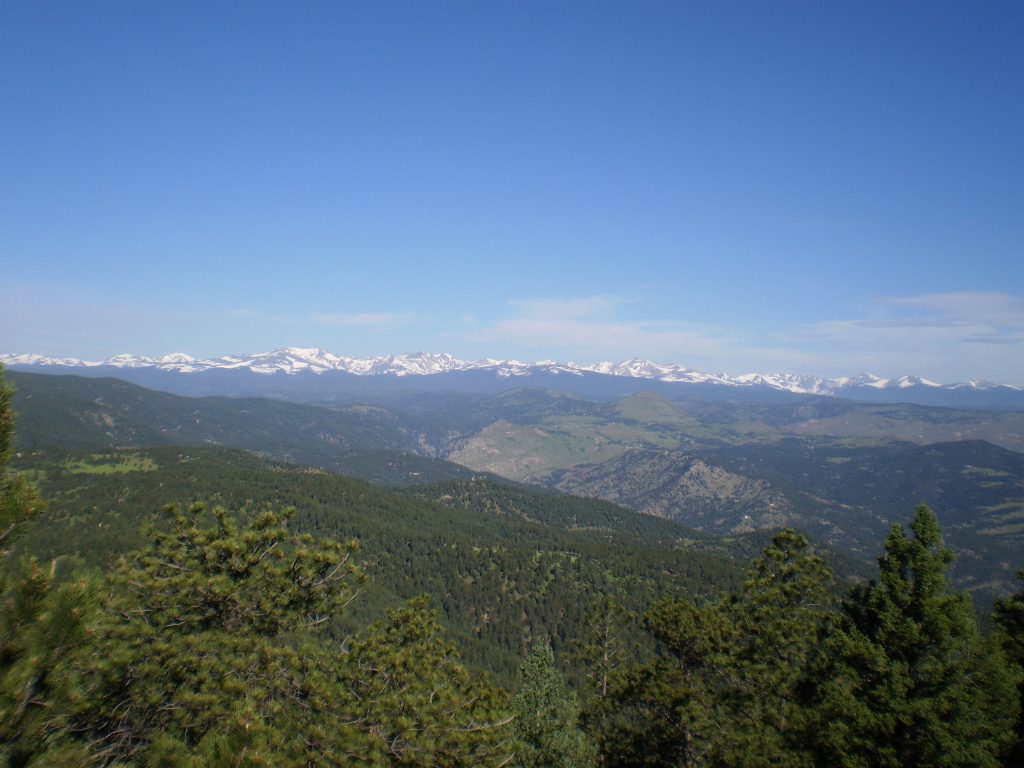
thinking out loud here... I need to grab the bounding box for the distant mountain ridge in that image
[3,347,1020,398]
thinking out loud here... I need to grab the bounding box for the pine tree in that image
[49,501,515,766]
[716,529,831,768]
[993,567,1024,766]
[573,596,633,702]
[59,502,365,765]
[572,596,636,764]
[511,643,596,768]
[0,366,42,559]
[597,529,831,768]
[611,597,728,768]
[805,505,1020,768]
[341,596,516,767]
[0,365,96,767]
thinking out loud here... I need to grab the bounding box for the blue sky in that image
[2,1,1023,383]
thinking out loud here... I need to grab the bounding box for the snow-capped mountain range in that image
[2,347,1019,396]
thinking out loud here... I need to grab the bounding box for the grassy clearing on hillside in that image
[63,453,158,474]
[963,465,1012,478]
[979,501,1024,535]
[982,500,1024,521]
[613,393,698,427]
[450,417,683,482]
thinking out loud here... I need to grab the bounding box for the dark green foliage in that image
[56,504,514,766]
[340,596,515,766]
[511,644,596,768]
[600,598,727,768]
[0,370,43,557]
[600,529,832,768]
[12,369,1024,596]
[14,446,746,684]
[714,529,831,767]
[0,366,97,767]
[804,506,1020,767]
[701,438,1024,591]
[5,371,442,478]
[993,568,1024,765]
[0,561,96,768]
[571,597,634,702]
[594,514,1022,767]
[3,364,1021,766]
[0,376,519,765]
[60,503,364,764]
[403,478,698,545]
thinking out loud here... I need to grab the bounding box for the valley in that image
[12,443,756,682]
[9,368,1024,597]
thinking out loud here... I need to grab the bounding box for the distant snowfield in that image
[2,347,1019,396]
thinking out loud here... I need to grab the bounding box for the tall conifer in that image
[511,643,596,768]
[598,529,831,768]
[805,505,1019,768]
[994,568,1024,766]
[0,365,96,767]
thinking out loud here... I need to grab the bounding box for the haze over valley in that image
[9,363,1024,597]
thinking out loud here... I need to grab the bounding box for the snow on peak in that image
[893,375,941,389]
[105,353,156,368]
[952,380,1024,392]
[157,353,195,364]
[1,349,1017,395]
[0,353,94,367]
[735,373,831,394]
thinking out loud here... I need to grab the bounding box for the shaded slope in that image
[14,445,746,682]
[7,371,480,483]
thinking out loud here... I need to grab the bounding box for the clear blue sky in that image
[2,1,1022,382]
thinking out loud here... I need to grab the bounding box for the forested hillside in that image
[12,444,749,681]
[2,365,1024,765]
[11,370,1024,596]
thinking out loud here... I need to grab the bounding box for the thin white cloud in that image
[876,292,1024,328]
[470,292,1024,384]
[506,295,636,321]
[472,295,737,363]
[790,291,1024,382]
[231,308,298,324]
[313,312,415,328]
[477,317,726,359]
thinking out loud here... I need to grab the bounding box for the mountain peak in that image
[2,348,1019,401]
